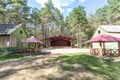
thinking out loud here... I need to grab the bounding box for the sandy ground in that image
[0,50,94,80]
[0,48,120,80]
[41,48,89,54]
[0,54,61,80]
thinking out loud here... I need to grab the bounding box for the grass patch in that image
[55,52,120,80]
[59,64,75,71]
[47,74,58,80]
[0,53,23,61]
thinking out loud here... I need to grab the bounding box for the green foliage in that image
[38,0,64,47]
[66,6,89,48]
[88,0,120,41]
[94,0,120,25]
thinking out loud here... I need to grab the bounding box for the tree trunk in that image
[79,34,82,48]
[44,24,48,48]
[2,0,6,24]
[78,26,82,48]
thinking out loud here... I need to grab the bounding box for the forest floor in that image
[0,52,120,80]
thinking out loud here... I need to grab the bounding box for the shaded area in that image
[55,53,120,80]
[0,52,51,62]
[0,53,120,80]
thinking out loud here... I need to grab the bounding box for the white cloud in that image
[36,0,48,7]
[67,8,72,12]
[79,0,86,3]
[35,0,75,13]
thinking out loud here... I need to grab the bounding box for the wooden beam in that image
[118,42,120,56]
[103,42,105,56]
[99,42,103,56]
[89,43,92,55]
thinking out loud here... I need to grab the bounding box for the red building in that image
[48,35,74,48]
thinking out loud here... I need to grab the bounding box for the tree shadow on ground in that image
[0,53,120,80]
[0,53,61,79]
[54,54,120,80]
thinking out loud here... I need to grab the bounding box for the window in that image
[98,30,101,34]
[1,36,9,48]
[20,30,22,34]
[2,37,5,47]
[0,36,17,48]
[10,36,17,47]
[6,37,9,47]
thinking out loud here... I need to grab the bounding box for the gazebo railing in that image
[90,48,101,56]
[90,48,120,56]
[22,48,41,54]
[104,49,119,56]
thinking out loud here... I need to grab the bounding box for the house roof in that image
[48,35,74,41]
[0,24,22,35]
[100,25,120,33]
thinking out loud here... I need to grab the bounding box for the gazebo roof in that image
[48,35,74,41]
[87,34,120,43]
[21,36,43,44]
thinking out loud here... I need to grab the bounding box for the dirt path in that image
[41,48,89,54]
[0,53,94,80]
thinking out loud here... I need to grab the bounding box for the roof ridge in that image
[99,25,120,33]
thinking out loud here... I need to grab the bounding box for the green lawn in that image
[53,53,120,80]
[0,53,23,61]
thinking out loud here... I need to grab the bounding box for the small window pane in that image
[98,30,101,34]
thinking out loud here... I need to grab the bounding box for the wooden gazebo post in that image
[103,42,105,56]
[35,43,38,53]
[89,43,93,55]
[118,42,120,56]
[99,42,103,56]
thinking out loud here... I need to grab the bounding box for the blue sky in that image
[28,0,108,17]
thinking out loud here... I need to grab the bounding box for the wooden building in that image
[0,24,27,52]
[48,35,73,48]
[92,25,120,49]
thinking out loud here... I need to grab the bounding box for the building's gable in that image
[92,27,107,38]
[11,26,27,40]
[93,25,120,38]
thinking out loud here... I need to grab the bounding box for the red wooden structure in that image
[48,35,74,48]
[87,34,120,56]
[21,36,43,53]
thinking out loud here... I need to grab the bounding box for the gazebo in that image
[21,36,43,53]
[48,35,74,48]
[87,34,120,56]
